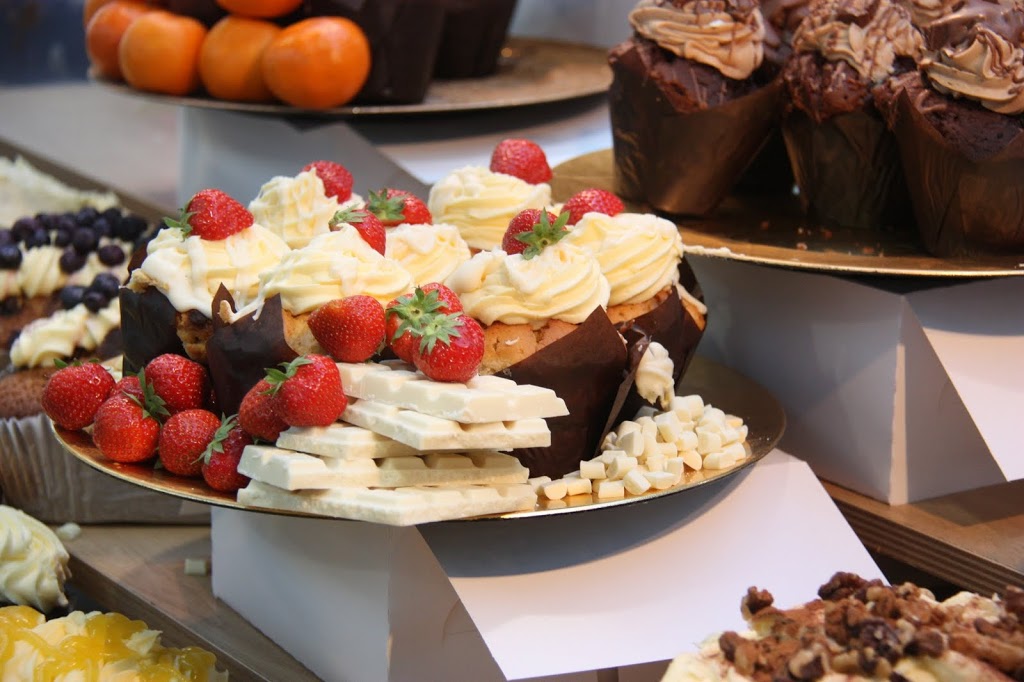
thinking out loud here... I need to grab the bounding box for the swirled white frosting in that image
[428,166,552,251]
[636,341,676,409]
[385,223,471,285]
[445,242,610,326]
[563,212,684,307]
[249,169,342,249]
[10,299,120,369]
[0,156,118,226]
[0,505,70,612]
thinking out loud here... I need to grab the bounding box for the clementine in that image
[199,16,280,102]
[261,17,371,110]
[84,0,118,26]
[119,10,207,96]
[85,1,151,81]
[215,0,302,18]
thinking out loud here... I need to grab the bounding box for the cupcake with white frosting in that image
[249,167,362,250]
[0,505,69,612]
[384,222,471,285]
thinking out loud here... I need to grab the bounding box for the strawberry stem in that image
[264,356,313,396]
[515,210,570,260]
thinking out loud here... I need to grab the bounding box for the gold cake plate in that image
[551,150,1024,278]
[54,356,785,523]
[92,38,611,117]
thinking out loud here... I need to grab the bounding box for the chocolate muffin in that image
[609,0,784,216]
[433,0,519,79]
[763,0,813,67]
[782,0,924,230]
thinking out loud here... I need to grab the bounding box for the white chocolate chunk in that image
[725,415,744,429]
[671,395,704,421]
[594,450,624,466]
[277,423,420,460]
[644,471,676,490]
[606,455,638,480]
[623,468,652,495]
[601,431,617,449]
[699,407,726,428]
[616,431,644,458]
[580,460,606,480]
[680,449,703,471]
[703,450,739,470]
[719,426,741,446]
[528,476,552,494]
[238,480,538,525]
[696,428,723,455]
[674,430,698,452]
[721,442,748,462]
[666,457,686,480]
[737,424,749,441]
[654,411,683,442]
[542,480,568,501]
[657,442,678,459]
[592,479,625,499]
[616,421,641,438]
[564,477,592,496]
[634,405,657,419]
[342,399,550,451]
[645,454,666,473]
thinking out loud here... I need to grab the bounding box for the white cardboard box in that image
[211,451,882,682]
[691,257,1024,504]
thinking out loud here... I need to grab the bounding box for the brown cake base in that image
[433,0,517,79]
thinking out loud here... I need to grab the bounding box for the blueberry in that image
[97,243,126,266]
[1,297,21,315]
[54,229,72,247]
[89,272,121,299]
[92,217,113,238]
[83,290,108,313]
[102,208,122,224]
[57,214,77,233]
[0,229,13,245]
[116,215,149,241]
[25,227,50,248]
[60,285,86,309]
[0,244,22,269]
[12,218,35,242]
[35,213,57,230]
[72,227,99,254]
[59,248,86,273]
[75,207,99,225]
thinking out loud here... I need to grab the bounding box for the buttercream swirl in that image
[630,0,766,80]
[563,212,684,307]
[0,506,70,613]
[0,156,118,226]
[384,223,471,285]
[636,341,676,409]
[251,225,414,315]
[133,223,290,315]
[249,169,341,249]
[900,0,964,26]
[428,166,552,251]
[444,242,610,326]
[793,0,924,83]
[923,25,1024,113]
[10,300,120,369]
[12,240,134,298]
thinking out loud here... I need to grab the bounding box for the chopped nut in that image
[741,587,774,619]
[787,649,825,680]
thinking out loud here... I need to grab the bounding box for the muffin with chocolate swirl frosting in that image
[874,0,1024,255]
[608,0,785,216]
[781,0,924,231]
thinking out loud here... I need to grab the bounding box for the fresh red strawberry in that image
[238,379,287,442]
[562,188,625,225]
[385,284,463,363]
[501,209,570,258]
[303,160,354,202]
[367,188,432,227]
[165,189,253,241]
[412,313,484,383]
[159,409,220,477]
[92,394,160,463]
[109,375,143,403]
[489,139,552,184]
[42,361,115,430]
[330,207,386,255]
[144,354,209,414]
[309,295,386,363]
[201,415,252,492]
[265,355,347,428]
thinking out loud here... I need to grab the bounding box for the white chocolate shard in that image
[703,450,739,470]
[277,423,420,460]
[564,477,592,496]
[616,431,644,458]
[542,480,568,500]
[680,449,703,471]
[623,468,652,495]
[336,361,568,423]
[696,428,723,455]
[674,430,698,452]
[342,399,550,451]
[666,457,686,481]
[644,471,676,490]
[592,479,625,499]
[238,480,538,525]
[528,476,552,494]
[606,455,638,480]
[580,460,606,480]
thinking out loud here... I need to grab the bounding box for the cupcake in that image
[0,505,69,612]
[781,0,924,230]
[608,0,784,216]
[876,1,1024,255]
[432,0,519,79]
[384,222,471,285]
[762,0,812,67]
[427,166,552,251]
[248,168,362,250]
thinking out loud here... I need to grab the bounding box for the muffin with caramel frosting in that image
[609,0,785,216]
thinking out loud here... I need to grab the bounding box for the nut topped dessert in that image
[763,0,813,65]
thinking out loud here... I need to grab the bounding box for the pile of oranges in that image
[84,0,372,109]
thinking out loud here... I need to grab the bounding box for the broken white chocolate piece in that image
[184,558,210,576]
[696,428,722,455]
[277,423,420,460]
[703,449,739,470]
[654,411,683,442]
[721,442,748,462]
[601,431,617,449]
[680,449,703,471]
[594,450,624,466]
[674,430,698,452]
[671,395,704,421]
[606,455,638,480]
[623,468,652,495]
[699,406,726,428]
[580,460,606,480]
[616,420,641,438]
[644,471,676,490]
[657,442,678,459]
[634,405,657,419]
[592,479,625,499]
[542,480,568,501]
[564,477,592,497]
[528,476,552,494]
[666,457,686,480]
[645,455,666,473]
[616,430,644,458]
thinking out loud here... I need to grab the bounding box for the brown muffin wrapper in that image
[0,414,209,524]
[610,60,784,216]
[892,90,1024,256]
[432,0,518,79]
[500,307,629,480]
[733,128,795,195]
[206,289,298,416]
[118,286,187,375]
[782,108,915,231]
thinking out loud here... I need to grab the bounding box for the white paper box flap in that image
[420,450,882,681]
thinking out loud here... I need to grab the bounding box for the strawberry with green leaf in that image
[238,379,287,442]
[201,415,253,492]
[145,353,210,415]
[159,409,221,477]
[265,355,347,428]
[385,283,463,363]
[501,209,570,259]
[411,312,484,383]
[367,188,432,227]
[330,207,386,255]
[304,160,354,202]
[164,188,253,241]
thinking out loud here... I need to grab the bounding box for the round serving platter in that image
[93,37,611,118]
[551,150,1024,278]
[53,356,785,523]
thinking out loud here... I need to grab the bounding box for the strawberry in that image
[159,409,220,477]
[562,188,625,225]
[412,313,484,383]
[501,209,570,259]
[42,361,115,430]
[385,284,463,363]
[265,355,347,428]
[165,188,253,241]
[309,295,386,363]
[145,354,209,414]
[92,394,160,463]
[367,188,432,227]
[330,207,386,255]
[238,379,287,442]
[489,139,552,184]
[303,160,354,202]
[109,375,143,403]
[201,415,252,492]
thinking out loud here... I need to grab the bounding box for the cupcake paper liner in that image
[0,414,209,524]
[782,108,914,231]
[432,0,518,79]
[892,90,1024,256]
[119,286,187,374]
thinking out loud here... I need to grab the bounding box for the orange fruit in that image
[86,1,151,81]
[215,0,302,18]
[261,17,371,110]
[84,0,117,26]
[199,15,280,102]
[119,10,207,96]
